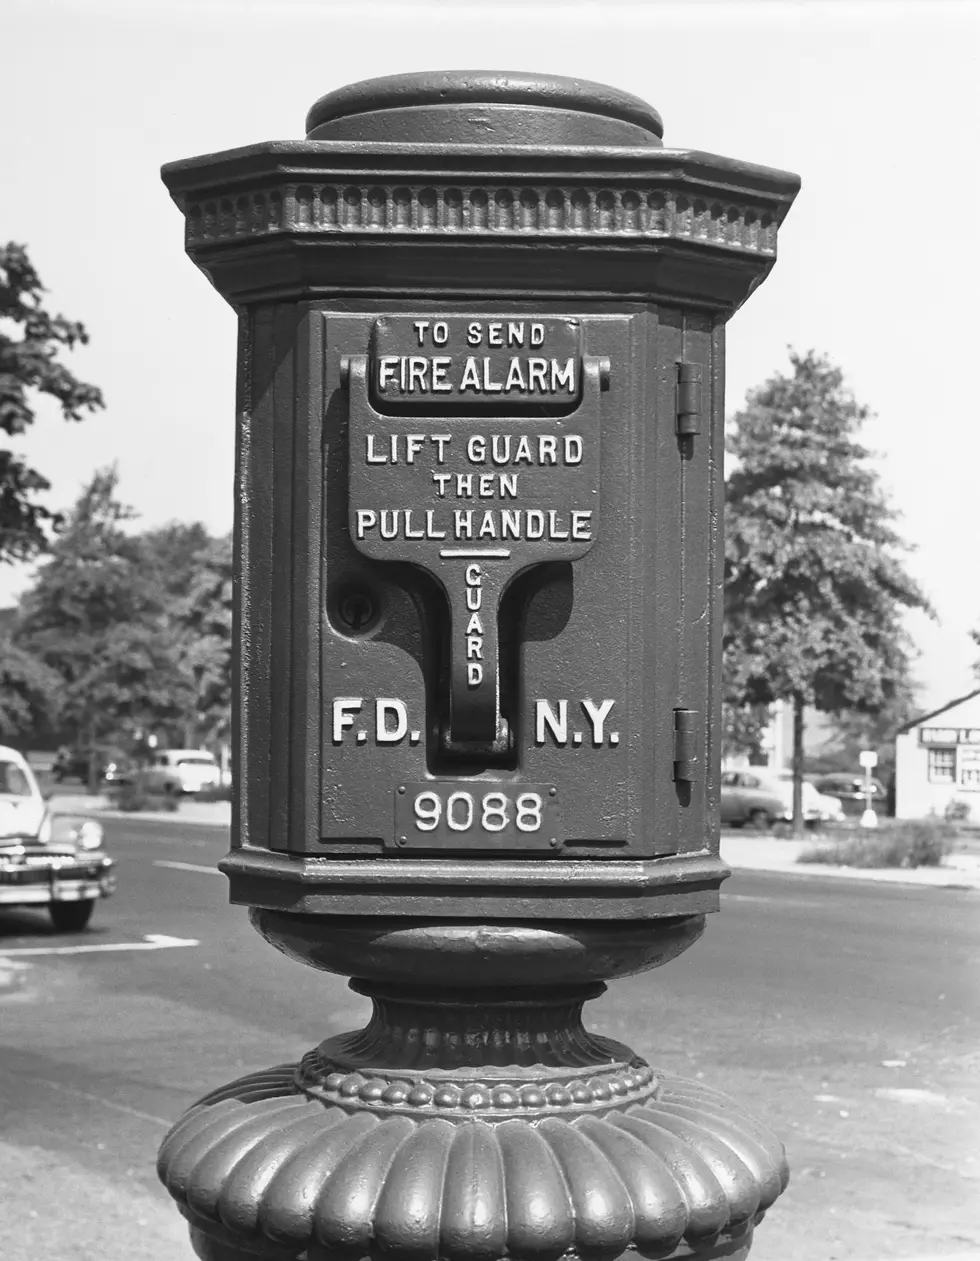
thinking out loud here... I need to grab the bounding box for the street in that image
[1,817,978,1261]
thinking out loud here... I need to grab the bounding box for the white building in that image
[894,688,980,820]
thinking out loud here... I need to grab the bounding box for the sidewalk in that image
[49,792,231,828]
[720,833,980,889]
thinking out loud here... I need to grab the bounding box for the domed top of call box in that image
[305,70,664,146]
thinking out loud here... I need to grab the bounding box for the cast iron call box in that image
[162,71,799,921]
[158,76,801,1261]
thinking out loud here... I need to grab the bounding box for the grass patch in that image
[798,820,954,869]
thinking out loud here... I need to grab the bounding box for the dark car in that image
[52,747,134,787]
[813,773,887,817]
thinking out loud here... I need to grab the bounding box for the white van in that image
[139,749,221,796]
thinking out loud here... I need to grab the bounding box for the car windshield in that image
[0,761,33,797]
[176,756,215,767]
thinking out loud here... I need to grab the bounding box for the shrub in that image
[109,784,179,813]
[945,798,972,824]
[194,785,232,803]
[799,820,954,869]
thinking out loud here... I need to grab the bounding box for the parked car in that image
[52,746,132,786]
[773,773,846,825]
[721,769,846,829]
[720,771,787,829]
[102,757,136,787]
[0,745,115,931]
[813,773,887,817]
[137,749,221,796]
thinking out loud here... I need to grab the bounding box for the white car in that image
[720,769,844,829]
[772,773,846,825]
[139,749,222,796]
[0,745,114,931]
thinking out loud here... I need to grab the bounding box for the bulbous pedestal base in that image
[159,970,787,1261]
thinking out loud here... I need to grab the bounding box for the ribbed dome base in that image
[159,984,787,1261]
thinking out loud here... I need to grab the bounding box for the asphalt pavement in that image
[1,817,978,1261]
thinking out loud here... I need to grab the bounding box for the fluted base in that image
[159,982,787,1261]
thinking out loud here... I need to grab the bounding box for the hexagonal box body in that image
[162,72,798,922]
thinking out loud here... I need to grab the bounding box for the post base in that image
[159,982,787,1261]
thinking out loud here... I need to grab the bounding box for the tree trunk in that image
[792,693,805,837]
[86,718,98,796]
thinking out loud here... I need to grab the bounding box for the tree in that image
[139,522,212,603]
[17,468,194,785]
[174,533,233,745]
[0,243,104,563]
[135,525,232,746]
[721,689,770,766]
[724,350,931,833]
[0,636,62,742]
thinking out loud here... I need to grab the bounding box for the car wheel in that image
[49,899,95,932]
[747,809,772,832]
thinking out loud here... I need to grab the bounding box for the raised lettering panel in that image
[371,316,582,411]
[311,307,698,857]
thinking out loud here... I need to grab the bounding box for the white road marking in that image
[0,933,198,957]
[875,1087,952,1107]
[0,1068,173,1127]
[154,860,223,876]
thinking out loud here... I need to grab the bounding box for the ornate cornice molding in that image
[183,179,780,257]
[162,143,798,307]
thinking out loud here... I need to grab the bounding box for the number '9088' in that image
[413,790,544,833]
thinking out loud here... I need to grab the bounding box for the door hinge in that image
[676,362,702,436]
[673,708,699,781]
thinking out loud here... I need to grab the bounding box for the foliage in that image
[0,243,104,563]
[798,819,953,869]
[137,524,232,743]
[721,696,770,764]
[11,470,233,757]
[944,797,972,825]
[0,634,62,741]
[172,533,233,744]
[724,350,931,829]
[139,522,212,602]
[194,784,232,803]
[16,468,195,759]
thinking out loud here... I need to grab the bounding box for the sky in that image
[2,0,977,710]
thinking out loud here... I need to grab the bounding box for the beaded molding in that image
[294,1050,658,1117]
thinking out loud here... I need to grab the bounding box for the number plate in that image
[392,783,560,851]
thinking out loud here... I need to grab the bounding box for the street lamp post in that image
[159,72,799,1261]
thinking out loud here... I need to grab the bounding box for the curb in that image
[727,859,980,891]
[68,808,230,829]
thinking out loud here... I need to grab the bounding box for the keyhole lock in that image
[337,590,376,633]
